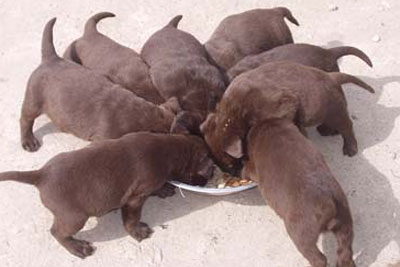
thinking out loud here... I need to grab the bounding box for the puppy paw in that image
[317,125,339,136]
[343,144,357,157]
[152,183,176,199]
[66,239,96,259]
[21,136,41,152]
[131,222,153,242]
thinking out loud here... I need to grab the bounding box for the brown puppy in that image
[205,7,299,71]
[0,132,214,258]
[21,18,178,152]
[141,15,226,133]
[228,43,373,81]
[63,12,164,104]
[240,120,355,267]
[201,62,374,171]
[63,12,165,104]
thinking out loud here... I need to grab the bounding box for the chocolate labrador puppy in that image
[205,7,299,71]
[228,43,373,81]
[21,18,179,152]
[240,120,355,267]
[0,132,214,258]
[141,15,226,133]
[201,62,374,171]
[63,12,164,104]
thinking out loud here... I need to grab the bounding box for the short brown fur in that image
[205,7,299,71]
[141,15,226,132]
[201,61,374,169]
[228,43,373,81]
[63,12,164,104]
[0,132,214,258]
[21,18,178,152]
[242,120,355,267]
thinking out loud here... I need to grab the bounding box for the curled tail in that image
[42,18,59,63]
[84,12,116,35]
[165,15,183,28]
[0,170,41,186]
[329,198,356,267]
[276,7,299,26]
[329,72,375,93]
[330,46,373,67]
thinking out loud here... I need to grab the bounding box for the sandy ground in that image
[0,0,399,266]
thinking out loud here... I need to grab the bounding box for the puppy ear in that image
[207,92,219,112]
[200,113,215,134]
[224,136,243,159]
[197,159,214,180]
[278,92,296,108]
[278,92,297,119]
[161,97,181,114]
[170,114,191,135]
[170,111,202,135]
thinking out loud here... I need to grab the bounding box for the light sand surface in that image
[0,0,399,266]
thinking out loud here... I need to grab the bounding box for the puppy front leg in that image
[121,195,153,242]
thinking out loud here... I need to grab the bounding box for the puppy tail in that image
[329,72,375,93]
[84,12,116,35]
[42,18,60,63]
[166,15,183,28]
[327,197,355,267]
[0,170,41,186]
[329,46,373,67]
[276,7,299,26]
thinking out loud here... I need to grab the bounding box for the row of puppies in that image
[2,7,374,266]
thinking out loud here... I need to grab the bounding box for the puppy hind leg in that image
[334,117,357,157]
[20,92,41,152]
[323,111,357,157]
[121,195,153,242]
[329,205,355,267]
[50,214,93,258]
[285,220,327,267]
[333,222,355,267]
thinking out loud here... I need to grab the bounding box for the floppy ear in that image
[170,111,202,135]
[224,136,243,159]
[161,97,181,114]
[278,92,297,109]
[207,92,219,112]
[200,113,215,134]
[170,112,191,134]
[278,92,298,119]
[170,119,190,134]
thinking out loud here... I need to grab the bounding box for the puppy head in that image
[179,136,215,186]
[200,113,241,173]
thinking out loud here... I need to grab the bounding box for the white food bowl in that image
[168,180,257,196]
